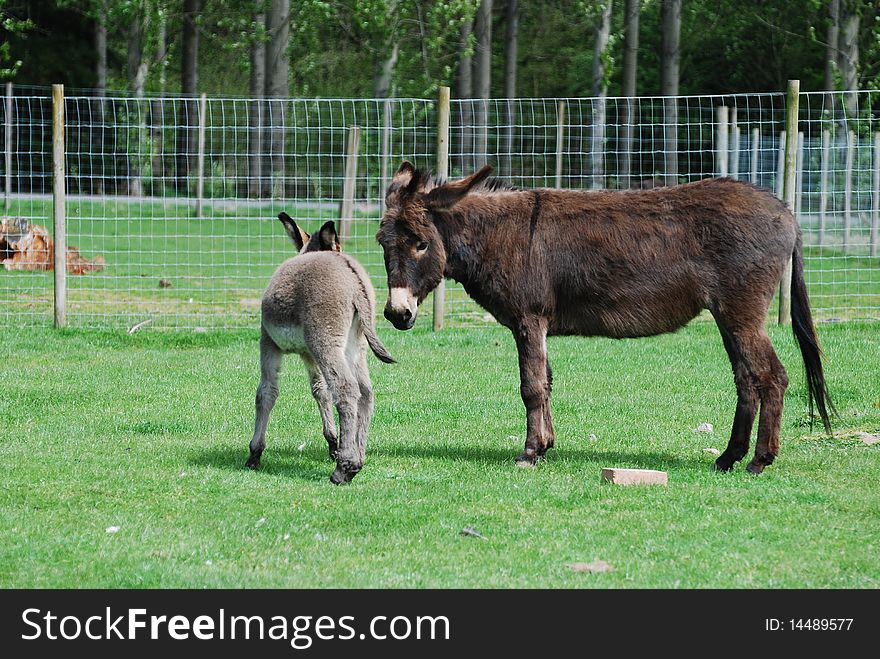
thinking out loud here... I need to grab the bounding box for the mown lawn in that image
[0,321,878,588]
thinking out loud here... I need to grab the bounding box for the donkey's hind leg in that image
[713,321,788,474]
[746,335,788,475]
[312,345,362,484]
[302,355,339,459]
[248,328,282,469]
[350,348,374,476]
[712,320,759,472]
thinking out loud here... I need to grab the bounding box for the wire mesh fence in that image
[1,86,879,330]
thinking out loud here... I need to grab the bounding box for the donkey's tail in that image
[353,291,396,364]
[790,233,835,434]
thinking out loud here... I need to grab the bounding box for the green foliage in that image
[1,0,33,80]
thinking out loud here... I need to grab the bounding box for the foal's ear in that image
[278,212,309,251]
[424,165,493,211]
[316,220,341,252]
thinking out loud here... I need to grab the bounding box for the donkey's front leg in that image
[513,319,555,466]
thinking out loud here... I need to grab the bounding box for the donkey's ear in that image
[424,165,493,211]
[316,220,341,252]
[279,212,309,251]
[391,160,416,188]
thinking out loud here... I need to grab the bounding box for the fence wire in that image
[1,88,878,329]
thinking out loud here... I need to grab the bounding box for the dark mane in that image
[423,170,518,194]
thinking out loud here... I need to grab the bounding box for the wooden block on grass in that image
[601,468,668,486]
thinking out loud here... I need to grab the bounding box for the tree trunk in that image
[373,42,399,98]
[150,11,167,196]
[177,0,199,193]
[620,0,640,187]
[502,0,518,176]
[265,0,290,197]
[93,0,107,195]
[838,0,860,122]
[372,1,399,99]
[660,0,681,186]
[473,0,492,168]
[127,6,148,197]
[456,19,473,175]
[249,3,266,198]
[591,1,612,189]
[824,0,840,121]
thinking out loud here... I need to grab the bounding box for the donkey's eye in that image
[416,241,429,253]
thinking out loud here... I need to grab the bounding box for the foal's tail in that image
[790,234,835,434]
[353,290,396,364]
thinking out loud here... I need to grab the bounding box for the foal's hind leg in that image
[302,355,339,459]
[713,322,759,472]
[312,345,362,484]
[350,347,374,476]
[248,328,282,469]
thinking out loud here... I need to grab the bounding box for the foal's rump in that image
[545,178,797,338]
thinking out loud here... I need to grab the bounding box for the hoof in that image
[246,450,262,470]
[713,458,734,472]
[330,468,355,485]
[515,451,539,467]
[326,438,339,461]
[745,461,765,476]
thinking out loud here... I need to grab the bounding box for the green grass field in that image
[3,197,880,329]
[1,321,877,588]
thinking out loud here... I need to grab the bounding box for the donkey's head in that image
[278,212,341,254]
[376,161,492,329]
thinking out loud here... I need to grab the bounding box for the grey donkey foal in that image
[248,212,395,483]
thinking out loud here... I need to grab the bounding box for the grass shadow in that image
[190,444,336,482]
[376,440,710,472]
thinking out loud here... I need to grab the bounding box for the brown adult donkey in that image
[377,161,834,474]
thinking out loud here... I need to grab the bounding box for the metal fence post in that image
[380,99,392,217]
[872,132,879,258]
[339,126,360,241]
[52,84,67,328]
[716,105,729,177]
[433,86,450,332]
[195,92,207,218]
[819,129,830,247]
[778,79,799,325]
[555,100,565,188]
[4,82,11,211]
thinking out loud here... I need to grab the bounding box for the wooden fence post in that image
[433,86,450,331]
[843,129,854,254]
[872,132,879,258]
[339,126,360,241]
[716,105,729,177]
[750,127,760,185]
[778,79,799,325]
[4,82,11,211]
[195,93,207,218]
[819,129,830,247]
[52,84,67,328]
[555,100,565,188]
